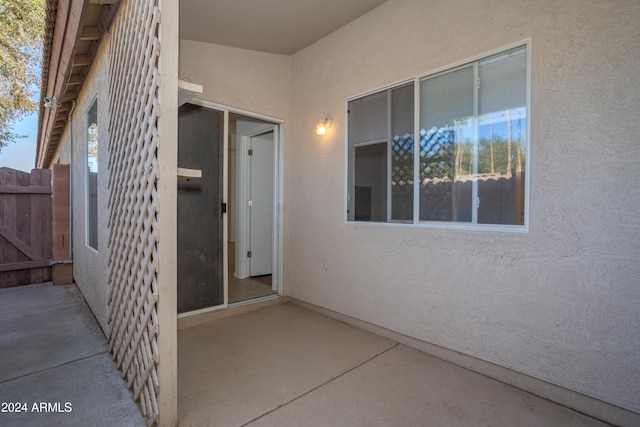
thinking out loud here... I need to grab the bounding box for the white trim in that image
[523,39,532,231]
[343,219,529,233]
[346,39,532,102]
[386,88,392,223]
[272,124,284,297]
[84,96,99,251]
[223,109,230,308]
[471,62,479,225]
[237,132,250,279]
[353,138,386,148]
[188,98,284,125]
[236,123,276,280]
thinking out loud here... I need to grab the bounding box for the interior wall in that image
[287,0,640,414]
[67,34,112,331]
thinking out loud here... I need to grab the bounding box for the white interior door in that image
[248,131,274,276]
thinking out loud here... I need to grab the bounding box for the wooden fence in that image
[0,167,52,288]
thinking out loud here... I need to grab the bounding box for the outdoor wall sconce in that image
[316,117,332,136]
[43,96,58,109]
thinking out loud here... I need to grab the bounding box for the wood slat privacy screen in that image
[106,0,161,424]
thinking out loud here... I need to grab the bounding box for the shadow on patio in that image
[178,302,610,427]
[0,283,144,427]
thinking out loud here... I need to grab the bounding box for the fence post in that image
[52,164,73,285]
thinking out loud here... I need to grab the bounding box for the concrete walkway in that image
[0,283,144,427]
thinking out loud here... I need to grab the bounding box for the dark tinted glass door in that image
[177,104,224,313]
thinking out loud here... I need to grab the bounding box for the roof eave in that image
[36,0,121,169]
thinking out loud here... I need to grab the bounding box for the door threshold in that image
[177,303,227,320]
[229,293,280,308]
[178,295,286,330]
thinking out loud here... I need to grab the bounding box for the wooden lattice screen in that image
[106,0,162,424]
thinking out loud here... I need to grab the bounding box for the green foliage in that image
[0,0,45,149]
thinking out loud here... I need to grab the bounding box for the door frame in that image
[236,124,278,280]
[177,103,229,318]
[177,98,284,319]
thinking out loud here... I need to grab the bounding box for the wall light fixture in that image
[43,96,59,109]
[316,117,332,136]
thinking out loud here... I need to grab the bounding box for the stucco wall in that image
[287,0,640,413]
[64,35,112,332]
[179,40,291,120]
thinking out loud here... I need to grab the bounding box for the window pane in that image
[86,100,98,249]
[348,92,388,221]
[354,143,387,221]
[391,83,414,221]
[477,47,526,224]
[348,91,387,145]
[419,66,474,222]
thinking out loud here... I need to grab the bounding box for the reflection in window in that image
[347,45,528,229]
[86,99,98,249]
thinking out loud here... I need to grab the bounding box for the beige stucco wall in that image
[179,40,291,120]
[57,35,111,332]
[179,0,639,413]
[285,0,640,414]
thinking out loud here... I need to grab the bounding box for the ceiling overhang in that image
[179,0,388,55]
[36,0,121,169]
[36,0,388,168]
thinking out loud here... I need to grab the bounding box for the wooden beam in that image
[89,0,120,4]
[0,185,51,194]
[63,88,78,100]
[73,54,91,66]
[0,260,51,273]
[97,3,120,34]
[67,74,83,85]
[80,26,100,40]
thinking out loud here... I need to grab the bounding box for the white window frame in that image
[85,97,99,251]
[345,40,531,233]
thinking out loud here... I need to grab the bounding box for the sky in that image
[0,112,38,172]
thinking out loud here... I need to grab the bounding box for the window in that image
[347,45,528,230]
[86,99,98,249]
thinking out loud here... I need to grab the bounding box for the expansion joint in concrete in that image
[241,343,400,426]
[0,351,110,385]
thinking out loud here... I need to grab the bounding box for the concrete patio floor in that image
[179,302,613,427]
[0,283,621,426]
[0,283,144,427]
